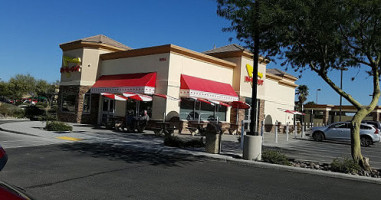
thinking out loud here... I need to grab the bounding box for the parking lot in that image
[272,136,381,168]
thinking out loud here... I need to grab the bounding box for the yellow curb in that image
[56,136,82,141]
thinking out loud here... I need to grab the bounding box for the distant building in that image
[304,104,381,124]
[57,35,298,133]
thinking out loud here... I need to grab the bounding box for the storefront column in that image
[323,110,330,124]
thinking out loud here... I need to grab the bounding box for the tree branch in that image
[309,62,362,110]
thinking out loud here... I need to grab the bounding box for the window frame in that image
[60,93,77,113]
[82,93,91,114]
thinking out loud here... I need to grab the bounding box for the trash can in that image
[205,123,222,154]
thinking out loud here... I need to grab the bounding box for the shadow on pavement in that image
[59,142,202,167]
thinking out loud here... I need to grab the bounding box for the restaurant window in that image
[61,93,76,112]
[83,93,91,114]
[179,98,227,121]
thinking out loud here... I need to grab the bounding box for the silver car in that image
[308,122,380,147]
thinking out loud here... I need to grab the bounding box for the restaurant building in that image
[57,35,298,132]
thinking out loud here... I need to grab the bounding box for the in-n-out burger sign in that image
[60,56,81,76]
[244,64,264,85]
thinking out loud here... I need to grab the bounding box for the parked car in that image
[308,122,380,147]
[0,145,36,199]
[361,120,381,132]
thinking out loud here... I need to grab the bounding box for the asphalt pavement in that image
[0,143,380,200]
[1,119,381,186]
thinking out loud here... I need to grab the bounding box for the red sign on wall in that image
[245,76,264,85]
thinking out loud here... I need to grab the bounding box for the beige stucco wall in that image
[80,48,112,86]
[100,53,171,120]
[264,78,296,125]
[220,57,241,94]
[167,52,235,122]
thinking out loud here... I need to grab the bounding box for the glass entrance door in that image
[101,98,115,126]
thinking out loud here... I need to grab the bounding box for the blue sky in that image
[0,0,377,106]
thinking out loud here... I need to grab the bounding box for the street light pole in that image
[316,89,321,104]
[339,68,348,122]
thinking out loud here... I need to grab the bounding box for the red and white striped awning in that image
[123,92,152,102]
[91,72,156,94]
[101,93,129,101]
[207,100,231,107]
[278,108,305,115]
[153,93,180,101]
[180,74,238,102]
[189,97,231,107]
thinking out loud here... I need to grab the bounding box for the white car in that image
[307,122,380,147]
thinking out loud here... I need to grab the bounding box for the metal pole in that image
[316,89,321,104]
[236,107,239,125]
[193,99,196,120]
[286,122,289,141]
[301,104,304,138]
[240,120,246,149]
[339,68,343,121]
[249,0,260,136]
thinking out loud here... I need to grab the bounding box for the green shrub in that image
[262,150,290,165]
[0,103,25,118]
[25,105,45,120]
[164,136,205,148]
[45,121,72,131]
[331,157,361,174]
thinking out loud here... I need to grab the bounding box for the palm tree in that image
[296,85,309,112]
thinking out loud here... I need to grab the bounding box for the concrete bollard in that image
[243,135,262,161]
[275,121,278,143]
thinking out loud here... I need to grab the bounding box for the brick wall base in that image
[57,85,95,123]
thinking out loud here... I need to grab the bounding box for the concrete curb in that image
[222,157,381,185]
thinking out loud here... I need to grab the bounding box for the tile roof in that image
[266,68,296,79]
[203,44,251,54]
[61,35,131,50]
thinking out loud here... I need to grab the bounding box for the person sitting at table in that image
[140,110,150,122]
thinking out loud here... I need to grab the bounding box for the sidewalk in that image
[0,120,306,155]
[1,120,380,185]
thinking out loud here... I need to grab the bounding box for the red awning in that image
[180,75,238,102]
[229,101,251,109]
[101,93,129,101]
[278,108,305,115]
[153,93,180,101]
[90,72,156,94]
[207,100,231,107]
[123,92,152,102]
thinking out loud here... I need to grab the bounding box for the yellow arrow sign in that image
[246,64,263,78]
[63,56,81,67]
